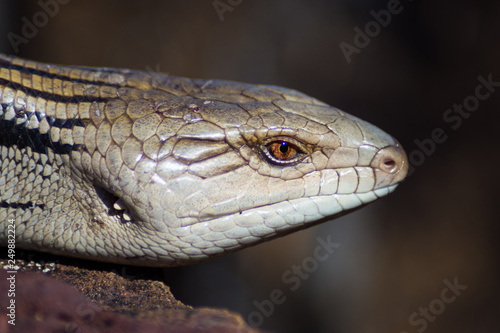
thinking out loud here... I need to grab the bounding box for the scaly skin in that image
[0,54,408,266]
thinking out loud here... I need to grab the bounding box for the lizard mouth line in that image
[189,184,399,235]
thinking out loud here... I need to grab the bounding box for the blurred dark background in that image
[1,1,498,332]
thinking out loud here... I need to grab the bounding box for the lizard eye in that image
[269,141,297,160]
[261,137,308,165]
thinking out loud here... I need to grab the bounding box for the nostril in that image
[370,144,408,175]
[382,157,397,172]
[370,143,409,187]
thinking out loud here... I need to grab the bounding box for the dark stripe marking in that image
[0,78,111,104]
[0,61,125,89]
[0,57,11,67]
[0,201,45,210]
[0,104,84,155]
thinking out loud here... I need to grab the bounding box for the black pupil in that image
[279,142,289,154]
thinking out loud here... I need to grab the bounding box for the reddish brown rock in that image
[0,251,265,333]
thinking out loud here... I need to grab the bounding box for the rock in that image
[0,249,265,333]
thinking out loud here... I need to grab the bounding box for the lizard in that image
[0,54,408,266]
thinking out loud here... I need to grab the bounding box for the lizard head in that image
[76,75,408,266]
[0,55,407,266]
